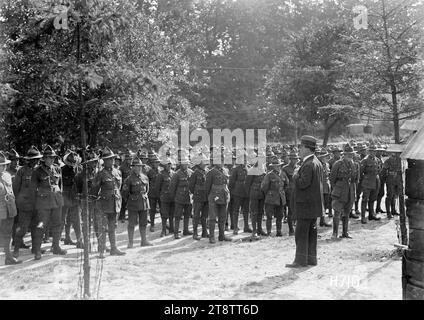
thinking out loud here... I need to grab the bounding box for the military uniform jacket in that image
[329,155,341,170]
[261,170,287,205]
[189,167,208,203]
[75,167,99,200]
[122,171,150,211]
[282,164,296,197]
[13,165,37,211]
[321,161,331,195]
[154,169,174,203]
[330,158,358,203]
[245,173,265,200]
[229,165,248,198]
[293,155,324,219]
[147,167,160,198]
[0,171,17,219]
[92,167,122,214]
[119,163,132,188]
[381,157,402,186]
[31,163,63,210]
[169,168,191,205]
[62,164,79,207]
[360,155,380,190]
[205,166,230,205]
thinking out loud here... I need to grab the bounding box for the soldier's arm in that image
[91,171,102,196]
[261,174,270,193]
[245,175,253,195]
[121,176,130,202]
[190,170,199,194]
[295,162,314,190]
[329,161,339,187]
[153,173,163,196]
[205,170,213,196]
[12,168,22,195]
[280,170,289,190]
[169,171,178,199]
[228,167,237,191]
[359,159,366,181]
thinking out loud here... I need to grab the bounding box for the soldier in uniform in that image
[354,143,367,216]
[118,150,134,222]
[245,157,266,239]
[316,147,332,227]
[330,144,358,239]
[225,150,236,231]
[139,149,152,175]
[13,147,43,257]
[381,145,403,219]
[282,149,299,236]
[91,147,125,257]
[60,150,83,248]
[205,149,232,243]
[122,157,151,248]
[32,145,67,260]
[169,156,193,239]
[359,143,382,223]
[375,144,386,214]
[261,156,288,236]
[147,151,161,232]
[7,149,28,249]
[229,151,252,235]
[0,151,22,265]
[75,151,100,251]
[154,157,175,237]
[189,154,209,240]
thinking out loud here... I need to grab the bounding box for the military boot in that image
[109,225,125,256]
[174,217,181,239]
[140,226,153,246]
[168,216,174,234]
[160,218,167,237]
[127,225,134,248]
[257,217,267,236]
[386,199,393,219]
[276,218,283,237]
[183,215,193,236]
[4,246,22,265]
[368,200,381,221]
[331,217,340,239]
[349,210,359,219]
[361,202,367,224]
[218,222,232,242]
[340,217,352,239]
[391,199,399,215]
[233,212,239,235]
[52,232,67,255]
[251,218,259,240]
[209,220,216,244]
[150,211,155,232]
[201,218,209,238]
[266,218,272,236]
[243,213,252,233]
[192,216,201,240]
[287,215,295,236]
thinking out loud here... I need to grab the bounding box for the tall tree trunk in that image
[323,118,338,146]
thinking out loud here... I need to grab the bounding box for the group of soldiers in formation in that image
[0,138,403,265]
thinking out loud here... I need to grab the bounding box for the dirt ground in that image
[0,210,403,300]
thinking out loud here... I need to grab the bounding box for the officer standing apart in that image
[91,147,125,258]
[286,136,324,268]
[169,156,193,239]
[205,150,232,244]
[147,151,161,232]
[0,151,22,265]
[330,144,358,239]
[122,157,151,248]
[32,145,67,260]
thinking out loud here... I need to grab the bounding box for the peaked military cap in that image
[300,135,318,148]
[101,147,117,159]
[43,145,58,157]
[7,149,20,160]
[25,146,43,160]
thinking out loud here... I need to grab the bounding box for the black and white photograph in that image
[0,0,423,304]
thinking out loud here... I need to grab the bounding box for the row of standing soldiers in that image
[0,140,402,265]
